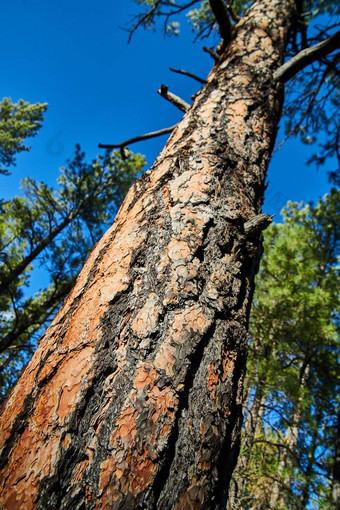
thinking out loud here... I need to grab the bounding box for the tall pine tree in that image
[230,190,339,509]
[0,1,339,508]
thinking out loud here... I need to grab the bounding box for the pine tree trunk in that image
[0,0,296,508]
[299,409,322,510]
[229,384,267,509]
[332,410,340,510]
[270,363,310,509]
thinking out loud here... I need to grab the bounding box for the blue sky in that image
[1,0,332,218]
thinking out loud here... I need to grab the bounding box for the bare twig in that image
[203,46,220,61]
[169,67,207,84]
[274,30,340,83]
[158,85,190,112]
[98,124,178,150]
[308,22,340,45]
[127,0,199,43]
[127,0,162,43]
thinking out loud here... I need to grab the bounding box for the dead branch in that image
[98,124,178,150]
[127,0,199,43]
[169,67,207,84]
[203,46,220,61]
[274,30,340,83]
[244,214,273,237]
[158,85,190,112]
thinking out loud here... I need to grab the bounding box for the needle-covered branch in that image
[226,2,240,23]
[158,84,191,112]
[274,30,340,83]
[98,124,177,150]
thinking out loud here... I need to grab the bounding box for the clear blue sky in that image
[1,0,332,218]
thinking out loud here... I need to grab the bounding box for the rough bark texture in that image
[0,0,296,508]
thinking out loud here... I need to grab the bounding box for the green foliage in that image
[0,97,47,174]
[231,190,340,509]
[0,144,145,402]
[187,1,217,40]
[131,0,338,41]
[130,1,251,41]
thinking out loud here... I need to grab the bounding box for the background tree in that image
[229,189,339,509]
[0,97,47,174]
[0,0,339,508]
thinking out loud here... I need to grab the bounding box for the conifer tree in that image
[0,1,339,508]
[230,190,339,509]
[0,98,47,174]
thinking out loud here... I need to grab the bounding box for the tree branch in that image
[158,85,191,112]
[208,0,232,44]
[275,62,332,152]
[169,67,207,84]
[203,46,220,61]
[0,215,73,296]
[127,0,162,43]
[274,30,340,83]
[126,0,199,43]
[98,124,178,150]
[226,2,240,23]
[244,214,273,237]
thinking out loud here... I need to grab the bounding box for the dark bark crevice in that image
[216,349,247,507]
[45,366,117,508]
[0,391,35,471]
[0,345,68,471]
[152,319,219,508]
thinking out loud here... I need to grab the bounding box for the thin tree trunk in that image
[299,409,322,510]
[270,363,310,509]
[243,386,266,451]
[0,279,75,355]
[229,384,267,509]
[332,410,340,510]
[0,215,73,294]
[0,0,296,508]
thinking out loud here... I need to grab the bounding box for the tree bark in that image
[0,0,296,508]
